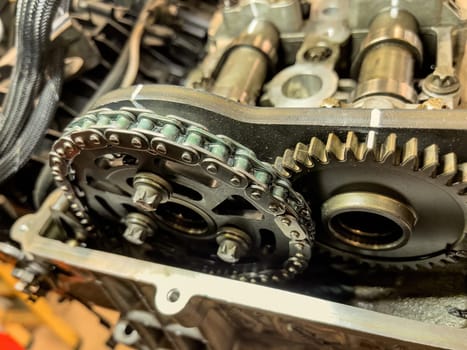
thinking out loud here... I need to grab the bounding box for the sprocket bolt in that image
[132,173,172,211]
[217,239,244,263]
[123,213,156,245]
[216,227,252,264]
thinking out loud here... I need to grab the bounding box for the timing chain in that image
[49,107,314,282]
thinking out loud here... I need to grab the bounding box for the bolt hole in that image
[167,288,180,303]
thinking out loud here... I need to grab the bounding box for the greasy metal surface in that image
[211,20,278,104]
[10,191,467,349]
[353,10,420,103]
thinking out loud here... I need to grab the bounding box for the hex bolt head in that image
[123,226,147,245]
[132,173,172,211]
[123,213,156,245]
[216,226,252,264]
[133,187,163,211]
[217,239,244,263]
[423,73,460,95]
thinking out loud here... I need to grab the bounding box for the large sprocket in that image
[274,131,467,268]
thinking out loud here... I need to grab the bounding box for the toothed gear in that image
[274,131,467,268]
[50,108,313,282]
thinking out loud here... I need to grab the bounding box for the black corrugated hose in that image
[0,0,62,183]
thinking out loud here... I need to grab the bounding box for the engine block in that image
[0,0,466,349]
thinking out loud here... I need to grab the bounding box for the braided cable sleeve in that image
[0,47,65,184]
[0,0,61,156]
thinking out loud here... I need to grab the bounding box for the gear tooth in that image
[326,133,346,161]
[458,162,467,183]
[293,142,313,167]
[378,133,397,163]
[436,153,458,185]
[308,137,328,163]
[452,162,467,192]
[282,149,301,173]
[421,144,439,177]
[401,138,419,169]
[274,156,291,177]
[345,132,358,160]
[358,141,369,161]
[364,131,377,161]
[345,132,367,161]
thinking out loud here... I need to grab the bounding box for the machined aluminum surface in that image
[10,191,467,350]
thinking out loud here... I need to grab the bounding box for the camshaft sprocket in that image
[274,131,467,268]
[50,107,314,282]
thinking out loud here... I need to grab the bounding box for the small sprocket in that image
[50,107,314,282]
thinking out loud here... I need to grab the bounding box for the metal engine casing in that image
[2,0,467,349]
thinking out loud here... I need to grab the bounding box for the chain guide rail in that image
[49,107,314,282]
